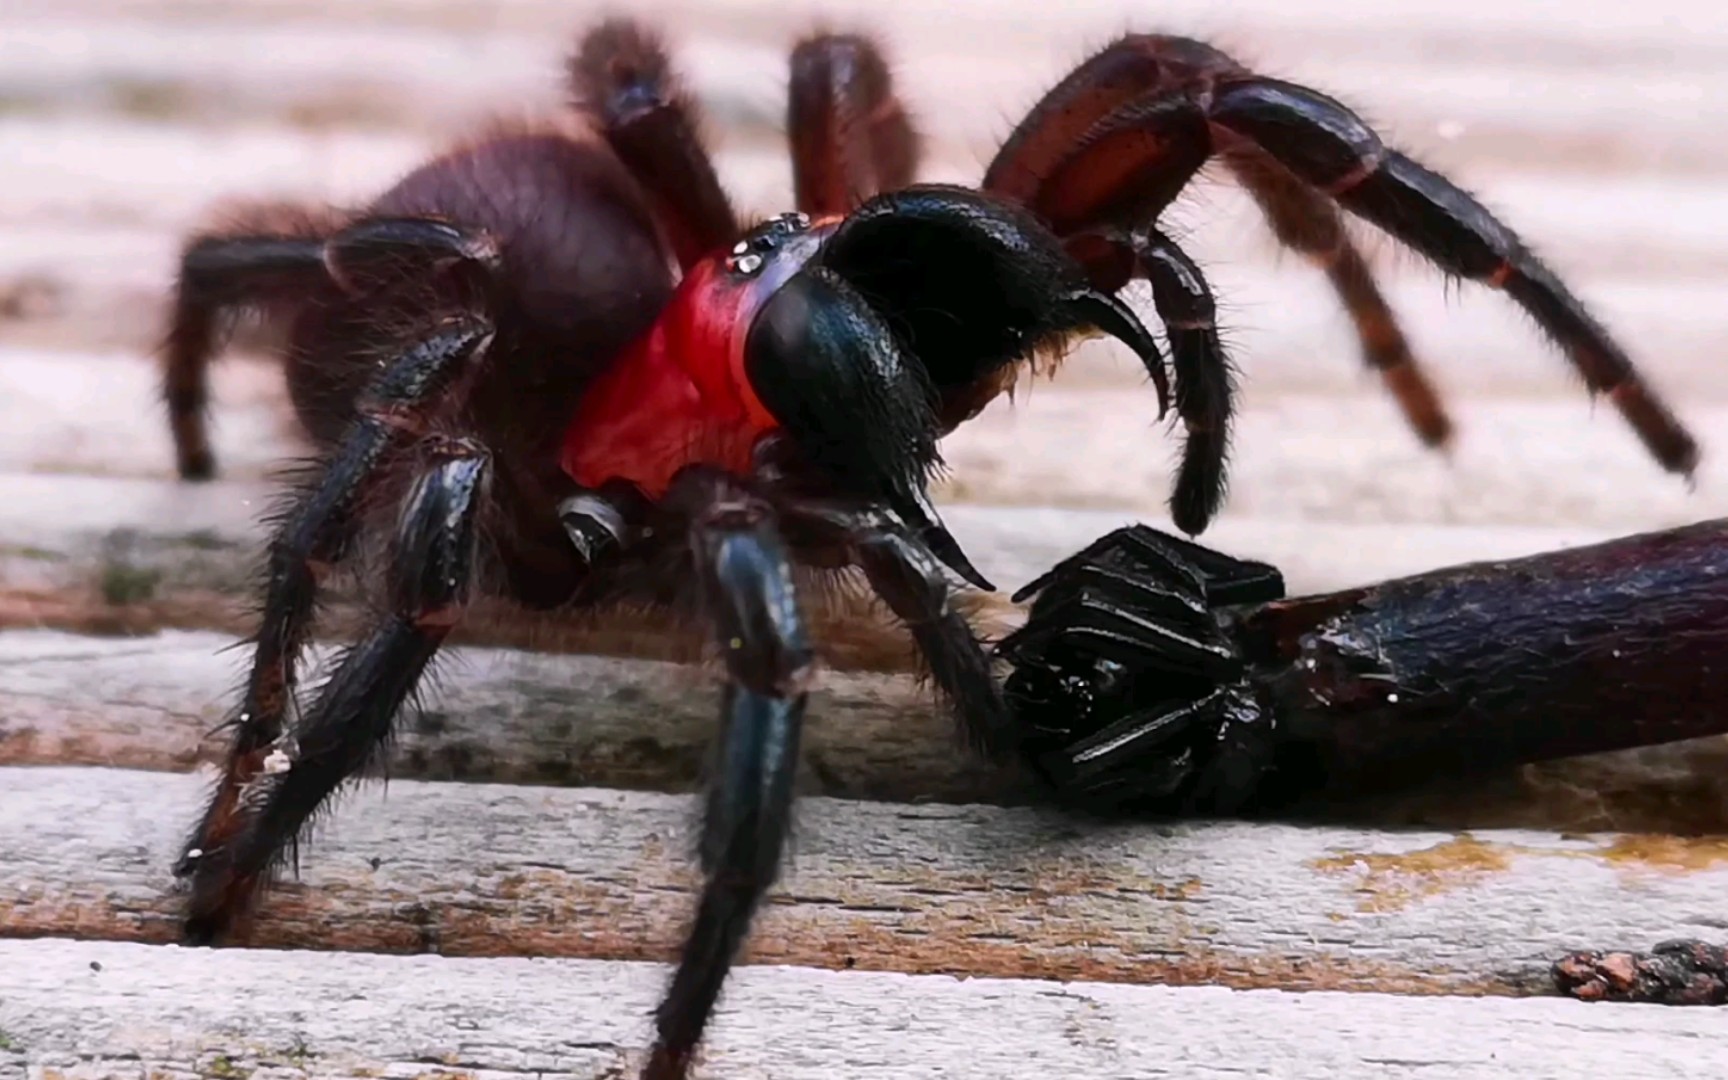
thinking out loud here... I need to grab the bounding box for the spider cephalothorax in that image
[159,18,1695,1080]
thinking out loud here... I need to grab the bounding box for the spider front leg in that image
[1206,76,1698,473]
[778,499,1016,759]
[176,321,492,914]
[162,213,500,478]
[1069,225,1235,533]
[645,469,815,1080]
[181,441,491,942]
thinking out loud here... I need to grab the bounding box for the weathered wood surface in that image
[6,348,1720,530]
[7,627,1728,832]
[7,940,1728,1080]
[0,462,1646,656]
[9,765,1728,997]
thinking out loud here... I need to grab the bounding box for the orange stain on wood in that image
[1591,834,1728,872]
[1310,835,1514,913]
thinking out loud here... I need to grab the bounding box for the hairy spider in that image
[160,19,1696,1079]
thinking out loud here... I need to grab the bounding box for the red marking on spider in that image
[559,227,839,497]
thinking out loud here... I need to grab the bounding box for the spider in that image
[159,18,1696,1079]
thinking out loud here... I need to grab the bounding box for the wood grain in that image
[3,348,1722,528]
[6,938,1728,1080]
[7,765,1727,996]
[6,628,1728,833]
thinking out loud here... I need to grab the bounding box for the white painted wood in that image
[5,766,1724,995]
[11,119,1728,279]
[3,938,1724,1080]
[7,1,1728,167]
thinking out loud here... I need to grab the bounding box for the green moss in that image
[99,561,163,605]
[0,544,62,562]
[173,529,238,552]
[203,1054,252,1079]
[104,78,197,119]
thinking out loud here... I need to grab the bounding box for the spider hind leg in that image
[181,442,491,943]
[1208,76,1698,475]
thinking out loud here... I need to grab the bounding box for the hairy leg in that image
[162,206,343,479]
[984,34,1696,484]
[776,500,1015,759]
[569,18,737,269]
[981,94,1246,533]
[1069,226,1235,534]
[787,32,921,215]
[177,321,493,902]
[162,212,500,478]
[181,442,491,942]
[1222,146,1450,445]
[1206,77,1697,474]
[644,469,814,1080]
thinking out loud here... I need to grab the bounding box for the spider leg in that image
[162,214,501,478]
[777,502,1016,760]
[645,469,814,1080]
[981,96,1249,531]
[1221,147,1451,446]
[1070,226,1235,534]
[163,212,339,480]
[787,32,921,215]
[568,18,737,269]
[1208,76,1698,474]
[986,35,1695,487]
[177,322,493,898]
[181,441,490,943]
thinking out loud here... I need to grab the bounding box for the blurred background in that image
[3,0,1724,592]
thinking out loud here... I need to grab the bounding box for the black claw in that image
[893,484,994,592]
[919,520,994,593]
[1066,287,1170,418]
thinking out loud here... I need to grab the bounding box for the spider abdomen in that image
[284,130,677,450]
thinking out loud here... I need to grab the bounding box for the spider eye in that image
[725,212,814,276]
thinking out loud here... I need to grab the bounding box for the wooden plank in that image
[6,765,1727,996]
[0,628,1021,805]
[2,465,1652,663]
[4,939,1725,1080]
[3,348,1721,529]
[4,627,1726,831]
[7,3,1727,177]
